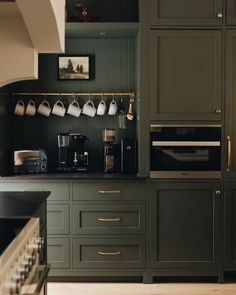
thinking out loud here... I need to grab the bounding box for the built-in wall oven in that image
[150,125,221,178]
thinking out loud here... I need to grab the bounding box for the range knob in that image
[4,279,21,294]
[29,237,44,253]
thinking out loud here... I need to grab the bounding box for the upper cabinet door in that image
[150,30,222,121]
[227,0,236,25]
[225,31,236,178]
[150,0,223,26]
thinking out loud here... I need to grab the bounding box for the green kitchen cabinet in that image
[227,0,236,25]
[225,31,236,179]
[150,182,221,272]
[150,30,222,121]
[72,237,146,269]
[224,182,236,270]
[149,0,223,26]
[72,203,146,235]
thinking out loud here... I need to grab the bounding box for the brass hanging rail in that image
[12,92,135,98]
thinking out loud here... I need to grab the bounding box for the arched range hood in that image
[0,0,65,87]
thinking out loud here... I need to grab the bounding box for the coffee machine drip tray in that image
[56,166,89,172]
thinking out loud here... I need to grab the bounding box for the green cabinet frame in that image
[227,0,236,25]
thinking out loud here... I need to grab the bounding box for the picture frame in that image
[58,55,92,80]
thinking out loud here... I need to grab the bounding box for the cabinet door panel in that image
[150,0,223,26]
[225,31,236,178]
[227,0,236,25]
[150,182,221,269]
[47,204,70,235]
[150,30,222,121]
[224,183,236,270]
[47,238,70,269]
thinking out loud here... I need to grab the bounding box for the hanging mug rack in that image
[12,92,136,120]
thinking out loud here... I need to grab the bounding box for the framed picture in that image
[58,55,91,80]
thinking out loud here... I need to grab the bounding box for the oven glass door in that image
[150,142,221,171]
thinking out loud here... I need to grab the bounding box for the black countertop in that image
[0,173,147,180]
[0,191,50,217]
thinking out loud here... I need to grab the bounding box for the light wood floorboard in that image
[48,282,236,295]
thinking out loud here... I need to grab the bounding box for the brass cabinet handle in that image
[98,251,121,256]
[98,190,121,194]
[97,218,121,222]
[216,12,223,18]
[227,136,232,172]
[215,190,221,197]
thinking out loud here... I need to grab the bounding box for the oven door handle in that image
[21,264,50,295]
[152,141,221,147]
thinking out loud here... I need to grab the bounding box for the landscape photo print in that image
[58,55,90,80]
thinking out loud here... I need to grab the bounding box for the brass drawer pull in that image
[98,190,121,194]
[97,218,121,222]
[98,251,121,256]
[227,136,232,172]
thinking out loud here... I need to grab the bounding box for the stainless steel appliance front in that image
[150,125,221,178]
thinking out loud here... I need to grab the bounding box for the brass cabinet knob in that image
[215,190,221,197]
[216,12,223,18]
[215,109,222,114]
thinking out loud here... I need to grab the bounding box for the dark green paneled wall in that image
[10,37,137,172]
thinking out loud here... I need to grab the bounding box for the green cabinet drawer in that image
[72,204,145,235]
[47,204,70,235]
[72,238,146,269]
[47,238,70,269]
[72,182,146,201]
[0,182,70,201]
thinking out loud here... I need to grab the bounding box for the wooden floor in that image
[48,282,236,295]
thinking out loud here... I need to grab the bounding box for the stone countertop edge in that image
[0,173,148,180]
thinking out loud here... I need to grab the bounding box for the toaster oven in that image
[13,149,48,173]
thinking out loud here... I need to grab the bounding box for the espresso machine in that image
[103,129,116,173]
[57,133,89,171]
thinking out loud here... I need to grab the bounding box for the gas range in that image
[0,218,48,295]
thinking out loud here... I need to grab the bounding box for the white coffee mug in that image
[37,100,51,117]
[82,100,96,117]
[14,100,25,116]
[52,100,66,117]
[25,100,36,116]
[108,99,118,115]
[67,100,82,118]
[96,100,106,116]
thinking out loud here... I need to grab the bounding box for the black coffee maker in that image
[57,133,89,171]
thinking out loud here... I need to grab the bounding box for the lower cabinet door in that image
[72,238,146,269]
[150,182,221,269]
[224,182,236,270]
[47,238,70,269]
